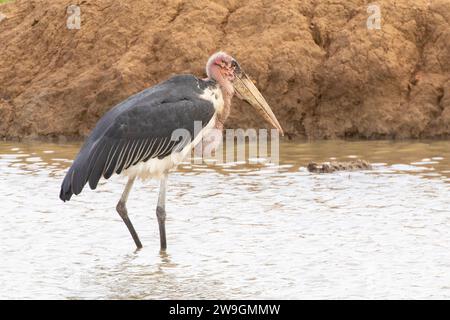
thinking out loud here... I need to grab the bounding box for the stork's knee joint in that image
[116,201,128,218]
[156,206,166,221]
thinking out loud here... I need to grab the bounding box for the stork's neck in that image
[206,63,234,130]
[215,84,233,131]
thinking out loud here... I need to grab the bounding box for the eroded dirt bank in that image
[0,0,449,139]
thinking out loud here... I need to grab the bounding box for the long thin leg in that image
[156,174,168,251]
[116,177,143,249]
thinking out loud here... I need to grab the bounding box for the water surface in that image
[0,140,449,299]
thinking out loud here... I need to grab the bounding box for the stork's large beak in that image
[234,72,284,136]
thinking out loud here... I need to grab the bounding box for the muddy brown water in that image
[1,140,449,299]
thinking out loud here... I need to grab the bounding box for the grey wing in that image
[60,91,215,202]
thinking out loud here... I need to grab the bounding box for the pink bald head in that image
[203,51,284,135]
[206,52,241,96]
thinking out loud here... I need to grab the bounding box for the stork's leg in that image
[116,177,143,249]
[156,174,168,251]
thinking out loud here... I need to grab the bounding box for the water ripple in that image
[0,140,450,299]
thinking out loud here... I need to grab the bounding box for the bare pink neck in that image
[215,89,232,130]
[207,65,234,130]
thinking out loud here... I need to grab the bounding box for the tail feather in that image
[60,167,75,201]
[59,139,113,202]
[59,141,98,202]
[59,162,89,202]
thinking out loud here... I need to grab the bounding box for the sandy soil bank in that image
[0,0,449,139]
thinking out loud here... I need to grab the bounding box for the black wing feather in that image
[60,75,216,201]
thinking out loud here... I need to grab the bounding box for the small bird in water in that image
[59,52,283,250]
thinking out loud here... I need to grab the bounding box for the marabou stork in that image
[59,52,283,250]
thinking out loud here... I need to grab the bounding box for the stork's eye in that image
[231,60,241,74]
